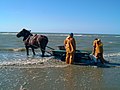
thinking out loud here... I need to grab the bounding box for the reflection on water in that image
[0,65,120,90]
[62,66,104,90]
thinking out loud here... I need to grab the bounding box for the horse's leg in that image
[40,40,48,57]
[41,47,45,57]
[38,44,44,57]
[31,48,35,55]
[25,46,29,55]
[37,36,48,57]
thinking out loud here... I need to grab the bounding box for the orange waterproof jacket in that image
[95,41,103,54]
[93,40,98,48]
[64,37,76,53]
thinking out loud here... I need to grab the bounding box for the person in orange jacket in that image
[64,33,76,64]
[94,39,105,64]
[92,38,98,55]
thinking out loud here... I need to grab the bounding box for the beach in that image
[0,32,120,90]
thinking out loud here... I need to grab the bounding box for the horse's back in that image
[28,34,48,48]
[37,34,48,47]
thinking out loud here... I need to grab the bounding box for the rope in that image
[30,44,53,55]
[46,46,55,50]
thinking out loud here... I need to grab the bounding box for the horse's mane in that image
[23,29,33,36]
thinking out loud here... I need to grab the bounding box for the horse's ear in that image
[23,28,26,31]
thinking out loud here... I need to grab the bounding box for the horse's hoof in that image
[41,55,44,57]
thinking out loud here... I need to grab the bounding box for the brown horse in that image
[16,29,48,57]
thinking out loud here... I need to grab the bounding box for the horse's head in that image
[16,29,32,38]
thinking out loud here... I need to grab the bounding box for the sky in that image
[0,0,120,34]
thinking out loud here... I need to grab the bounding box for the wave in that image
[108,41,114,44]
[39,33,88,37]
[115,35,120,37]
[0,48,26,51]
[0,56,68,68]
[0,32,84,37]
[104,52,120,57]
[45,33,70,37]
[0,32,17,35]
[0,57,50,65]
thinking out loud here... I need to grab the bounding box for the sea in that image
[0,32,120,90]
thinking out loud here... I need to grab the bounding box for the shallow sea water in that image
[0,32,120,90]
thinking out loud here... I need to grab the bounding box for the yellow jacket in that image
[95,41,103,54]
[64,37,76,53]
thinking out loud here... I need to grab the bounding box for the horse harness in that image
[24,34,43,48]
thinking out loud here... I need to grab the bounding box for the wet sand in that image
[0,59,120,90]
